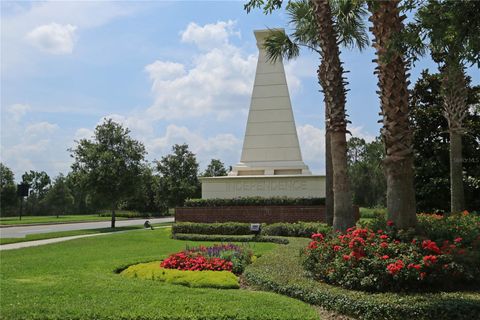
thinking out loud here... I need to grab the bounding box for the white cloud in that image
[149,124,241,168]
[74,128,94,141]
[181,20,239,50]
[6,103,31,122]
[144,20,257,121]
[349,126,376,142]
[25,121,59,136]
[297,124,326,174]
[26,23,77,54]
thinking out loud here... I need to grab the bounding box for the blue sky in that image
[1,1,479,181]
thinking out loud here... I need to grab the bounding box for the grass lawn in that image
[0,228,320,320]
[0,214,129,226]
[0,223,173,245]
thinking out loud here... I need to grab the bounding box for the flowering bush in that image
[161,243,253,275]
[302,221,480,292]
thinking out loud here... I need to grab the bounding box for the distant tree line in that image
[0,119,227,223]
[347,70,480,212]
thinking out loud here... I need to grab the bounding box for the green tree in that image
[415,0,480,212]
[0,163,17,216]
[44,174,74,218]
[245,0,368,231]
[123,165,161,214]
[368,0,417,228]
[410,70,480,212]
[156,144,200,208]
[347,137,386,207]
[70,119,147,228]
[22,170,51,197]
[21,170,51,215]
[202,159,228,177]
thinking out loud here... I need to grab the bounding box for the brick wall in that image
[175,206,360,223]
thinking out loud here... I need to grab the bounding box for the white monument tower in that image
[200,29,325,199]
[230,29,312,176]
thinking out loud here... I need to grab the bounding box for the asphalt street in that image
[0,217,174,238]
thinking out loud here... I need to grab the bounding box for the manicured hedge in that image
[172,222,252,235]
[172,222,331,238]
[243,238,480,320]
[261,222,332,238]
[121,261,239,289]
[172,233,289,245]
[184,197,325,207]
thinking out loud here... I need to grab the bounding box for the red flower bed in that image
[160,243,253,274]
[302,219,480,292]
[161,252,233,272]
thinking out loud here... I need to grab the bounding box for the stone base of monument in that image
[199,175,326,199]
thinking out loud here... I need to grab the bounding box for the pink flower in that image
[387,220,394,227]
[454,237,462,243]
[333,245,343,252]
[343,254,351,261]
[311,233,324,241]
[380,235,388,239]
[381,255,389,260]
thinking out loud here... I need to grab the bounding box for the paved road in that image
[0,217,174,238]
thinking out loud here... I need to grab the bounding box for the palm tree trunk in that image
[441,61,467,213]
[312,0,354,232]
[325,128,334,226]
[368,0,416,229]
[449,131,465,212]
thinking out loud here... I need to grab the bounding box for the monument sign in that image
[200,29,325,199]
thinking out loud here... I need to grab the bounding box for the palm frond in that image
[263,30,300,62]
[331,0,369,50]
[287,0,320,49]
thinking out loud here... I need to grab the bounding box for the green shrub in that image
[172,233,289,244]
[261,222,331,238]
[121,261,239,289]
[244,238,480,320]
[172,222,331,238]
[302,226,480,292]
[184,197,325,207]
[98,210,149,218]
[361,212,480,247]
[172,222,251,235]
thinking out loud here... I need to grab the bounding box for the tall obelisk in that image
[200,29,324,200]
[229,29,311,176]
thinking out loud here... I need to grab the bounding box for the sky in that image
[1,0,479,181]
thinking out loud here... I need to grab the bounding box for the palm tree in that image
[257,0,368,231]
[416,0,480,213]
[368,0,417,228]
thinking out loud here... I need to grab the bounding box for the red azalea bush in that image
[161,243,253,275]
[302,219,480,292]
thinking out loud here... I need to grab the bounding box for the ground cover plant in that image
[0,227,319,320]
[244,237,480,320]
[121,261,240,289]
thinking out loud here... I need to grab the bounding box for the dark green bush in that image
[172,222,251,235]
[244,238,480,320]
[261,222,331,238]
[172,233,289,245]
[184,197,325,207]
[172,222,331,238]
